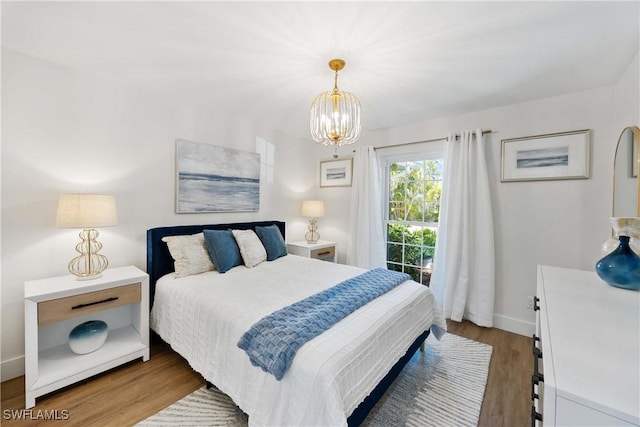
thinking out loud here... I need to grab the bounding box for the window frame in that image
[378,140,445,285]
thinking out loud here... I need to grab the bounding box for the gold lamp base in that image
[69,229,109,280]
[305,218,320,244]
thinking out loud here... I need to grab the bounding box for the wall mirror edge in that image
[612,125,640,219]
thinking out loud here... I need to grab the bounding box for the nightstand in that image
[287,240,337,262]
[24,265,149,409]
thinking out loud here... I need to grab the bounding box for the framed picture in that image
[320,158,353,187]
[176,139,260,213]
[501,129,591,182]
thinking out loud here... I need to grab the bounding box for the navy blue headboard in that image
[146,220,285,305]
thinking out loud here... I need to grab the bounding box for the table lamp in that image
[56,194,118,279]
[301,200,324,244]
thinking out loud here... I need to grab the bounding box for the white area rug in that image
[137,333,492,427]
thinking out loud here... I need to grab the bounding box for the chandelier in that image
[310,59,361,147]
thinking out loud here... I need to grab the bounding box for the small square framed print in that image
[320,158,353,187]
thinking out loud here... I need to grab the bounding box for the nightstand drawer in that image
[38,283,141,326]
[287,240,337,263]
[310,246,335,260]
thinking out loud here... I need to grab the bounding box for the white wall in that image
[317,52,640,336]
[0,49,318,380]
[613,53,640,130]
[3,45,638,381]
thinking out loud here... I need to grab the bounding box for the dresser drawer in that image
[532,333,544,427]
[310,246,335,260]
[38,283,141,325]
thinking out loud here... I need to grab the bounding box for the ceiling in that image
[2,1,639,139]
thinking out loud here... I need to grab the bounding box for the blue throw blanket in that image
[237,268,411,380]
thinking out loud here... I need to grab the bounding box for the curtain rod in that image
[373,129,493,151]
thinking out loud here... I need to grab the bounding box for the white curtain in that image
[346,146,387,269]
[430,129,495,327]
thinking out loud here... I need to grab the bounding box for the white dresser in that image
[534,265,640,426]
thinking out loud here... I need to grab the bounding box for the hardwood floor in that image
[446,320,532,427]
[1,321,532,426]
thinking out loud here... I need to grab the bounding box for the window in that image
[382,144,444,285]
[256,136,275,184]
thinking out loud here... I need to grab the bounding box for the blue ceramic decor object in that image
[68,320,108,354]
[595,236,640,291]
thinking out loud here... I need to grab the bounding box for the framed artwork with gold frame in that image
[501,129,590,182]
[320,158,353,188]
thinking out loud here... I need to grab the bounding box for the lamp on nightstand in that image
[301,200,324,244]
[56,194,118,280]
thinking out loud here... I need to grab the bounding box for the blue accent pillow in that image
[203,229,243,273]
[255,225,288,261]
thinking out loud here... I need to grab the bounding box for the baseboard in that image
[1,355,24,382]
[493,313,535,337]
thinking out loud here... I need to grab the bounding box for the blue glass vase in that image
[595,236,640,291]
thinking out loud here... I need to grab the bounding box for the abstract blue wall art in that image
[176,140,260,213]
[516,146,569,169]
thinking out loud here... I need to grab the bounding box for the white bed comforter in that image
[150,255,446,427]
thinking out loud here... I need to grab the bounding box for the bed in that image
[147,220,446,426]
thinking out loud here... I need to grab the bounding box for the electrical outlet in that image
[526,296,535,310]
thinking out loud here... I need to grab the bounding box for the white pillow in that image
[232,229,267,268]
[162,233,215,277]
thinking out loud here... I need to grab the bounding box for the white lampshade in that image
[56,194,118,229]
[301,200,325,218]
